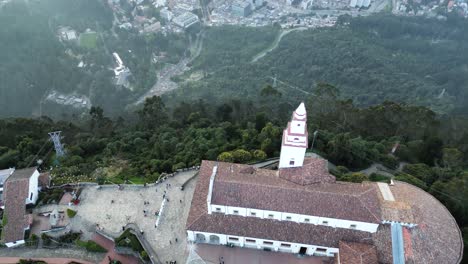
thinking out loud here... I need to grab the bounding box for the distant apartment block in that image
[232,1,252,16]
[173,12,199,28]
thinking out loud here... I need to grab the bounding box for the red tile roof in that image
[373,182,464,264]
[279,157,336,185]
[337,241,378,264]
[187,160,379,247]
[187,161,463,264]
[189,213,373,248]
[2,177,30,243]
[38,172,51,189]
[210,159,381,223]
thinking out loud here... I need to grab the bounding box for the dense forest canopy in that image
[0,0,113,117]
[0,0,188,118]
[3,1,468,120]
[170,14,468,116]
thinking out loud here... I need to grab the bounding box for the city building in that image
[300,0,313,9]
[349,0,371,8]
[160,8,174,21]
[173,12,199,28]
[1,167,40,247]
[118,22,133,30]
[231,1,252,17]
[112,52,131,86]
[186,103,463,263]
[251,0,264,8]
[141,22,161,34]
[58,27,78,41]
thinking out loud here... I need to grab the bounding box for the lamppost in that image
[310,130,318,151]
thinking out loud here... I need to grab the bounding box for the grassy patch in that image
[79,32,98,49]
[115,229,144,252]
[37,188,64,205]
[66,208,77,218]
[77,240,107,252]
[127,176,146,184]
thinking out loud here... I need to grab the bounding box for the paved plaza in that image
[188,244,330,264]
[68,170,198,263]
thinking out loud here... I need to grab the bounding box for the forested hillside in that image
[1,87,468,259]
[0,0,188,118]
[0,0,114,117]
[171,15,468,115]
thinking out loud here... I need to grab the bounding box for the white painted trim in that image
[5,240,25,248]
[206,165,218,214]
[187,230,339,257]
[211,203,379,233]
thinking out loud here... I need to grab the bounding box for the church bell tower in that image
[279,102,308,168]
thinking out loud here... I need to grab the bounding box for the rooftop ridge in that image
[216,172,375,197]
[356,187,382,223]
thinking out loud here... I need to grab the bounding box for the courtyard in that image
[37,170,198,263]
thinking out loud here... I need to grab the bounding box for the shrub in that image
[115,229,144,252]
[217,152,233,162]
[172,162,186,171]
[402,163,435,185]
[231,149,252,163]
[394,173,428,190]
[253,150,267,161]
[140,250,149,260]
[341,172,369,183]
[96,176,106,185]
[369,173,390,183]
[19,260,47,264]
[67,209,77,218]
[58,232,81,243]
[86,241,106,252]
[379,154,398,170]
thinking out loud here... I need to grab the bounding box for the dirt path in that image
[251,27,307,63]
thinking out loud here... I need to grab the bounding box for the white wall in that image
[187,230,339,257]
[211,203,379,233]
[279,145,306,168]
[27,169,40,204]
[5,240,25,248]
[206,166,218,214]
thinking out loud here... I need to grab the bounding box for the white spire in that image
[293,102,306,120]
[279,102,308,168]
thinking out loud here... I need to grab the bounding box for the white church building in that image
[185,103,464,264]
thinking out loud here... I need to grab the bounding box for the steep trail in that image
[251,27,307,63]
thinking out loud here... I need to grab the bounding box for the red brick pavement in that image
[92,233,139,264]
[194,244,329,264]
[0,257,93,264]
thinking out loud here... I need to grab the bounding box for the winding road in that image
[251,27,307,63]
[134,30,205,105]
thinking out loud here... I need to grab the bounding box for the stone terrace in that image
[67,170,198,264]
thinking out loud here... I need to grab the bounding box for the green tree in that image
[341,172,369,183]
[253,150,267,160]
[231,149,252,163]
[442,148,463,170]
[138,96,168,130]
[218,152,234,162]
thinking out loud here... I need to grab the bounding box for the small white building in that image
[160,8,174,22]
[2,167,40,247]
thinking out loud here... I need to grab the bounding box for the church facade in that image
[185,103,464,263]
